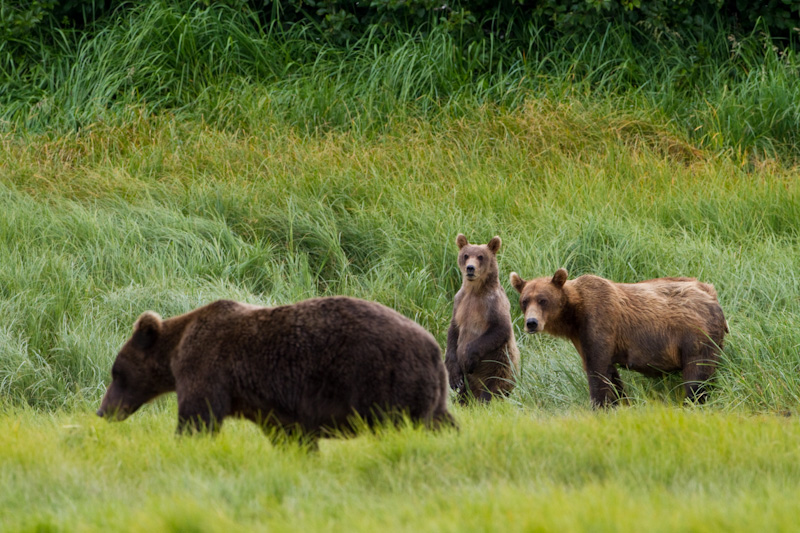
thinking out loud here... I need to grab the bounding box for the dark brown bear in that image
[445,234,520,402]
[509,268,728,407]
[97,297,456,442]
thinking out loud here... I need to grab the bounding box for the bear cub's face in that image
[509,268,568,333]
[456,234,501,285]
[97,311,173,421]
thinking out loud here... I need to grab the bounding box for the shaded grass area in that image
[0,104,798,412]
[1,405,799,531]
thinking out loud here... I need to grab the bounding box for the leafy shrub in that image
[5,0,799,46]
[252,0,800,43]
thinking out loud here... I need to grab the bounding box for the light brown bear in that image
[445,234,520,402]
[97,297,456,442]
[510,268,728,407]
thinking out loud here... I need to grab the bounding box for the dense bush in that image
[3,0,799,45]
[0,0,119,39]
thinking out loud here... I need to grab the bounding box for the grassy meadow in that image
[3,405,800,531]
[2,2,800,530]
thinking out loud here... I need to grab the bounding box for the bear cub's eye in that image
[463,254,469,261]
[521,298,529,309]
[477,255,484,261]
[538,298,548,307]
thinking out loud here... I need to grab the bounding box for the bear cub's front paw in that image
[449,370,465,392]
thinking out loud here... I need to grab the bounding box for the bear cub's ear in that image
[456,234,469,250]
[132,311,163,349]
[552,268,568,288]
[487,236,501,254]
[510,272,525,293]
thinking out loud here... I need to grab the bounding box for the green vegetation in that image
[3,2,800,157]
[2,105,798,412]
[3,406,800,531]
[1,1,800,530]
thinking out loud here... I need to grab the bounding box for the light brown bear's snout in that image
[525,317,540,332]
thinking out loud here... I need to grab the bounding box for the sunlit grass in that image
[1,405,799,531]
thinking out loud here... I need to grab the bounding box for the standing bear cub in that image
[97,297,456,441]
[445,234,520,402]
[509,268,728,407]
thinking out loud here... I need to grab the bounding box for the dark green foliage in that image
[254,0,800,42]
[1,0,119,39]
[0,1,57,40]
[4,0,799,45]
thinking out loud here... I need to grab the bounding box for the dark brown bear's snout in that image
[525,317,539,332]
[96,404,131,421]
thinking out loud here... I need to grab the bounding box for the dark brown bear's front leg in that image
[176,390,230,434]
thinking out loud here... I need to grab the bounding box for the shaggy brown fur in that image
[510,268,728,407]
[445,234,520,402]
[97,297,456,442]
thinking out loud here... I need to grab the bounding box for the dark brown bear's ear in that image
[552,268,568,288]
[510,272,526,293]
[132,311,163,349]
[487,236,501,254]
[456,234,469,249]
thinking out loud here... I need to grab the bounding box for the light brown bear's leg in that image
[584,340,618,408]
[682,344,718,404]
[607,366,626,403]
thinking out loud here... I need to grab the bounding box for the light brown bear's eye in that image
[463,254,469,261]
[521,298,529,309]
[477,255,483,261]
[538,298,548,307]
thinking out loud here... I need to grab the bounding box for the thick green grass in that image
[1,104,798,412]
[2,405,800,531]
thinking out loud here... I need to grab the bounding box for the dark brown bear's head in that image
[456,234,501,287]
[509,268,569,333]
[97,311,175,421]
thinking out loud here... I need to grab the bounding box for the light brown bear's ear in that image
[456,234,469,249]
[510,272,526,293]
[487,236,501,254]
[132,311,163,349]
[552,268,568,288]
